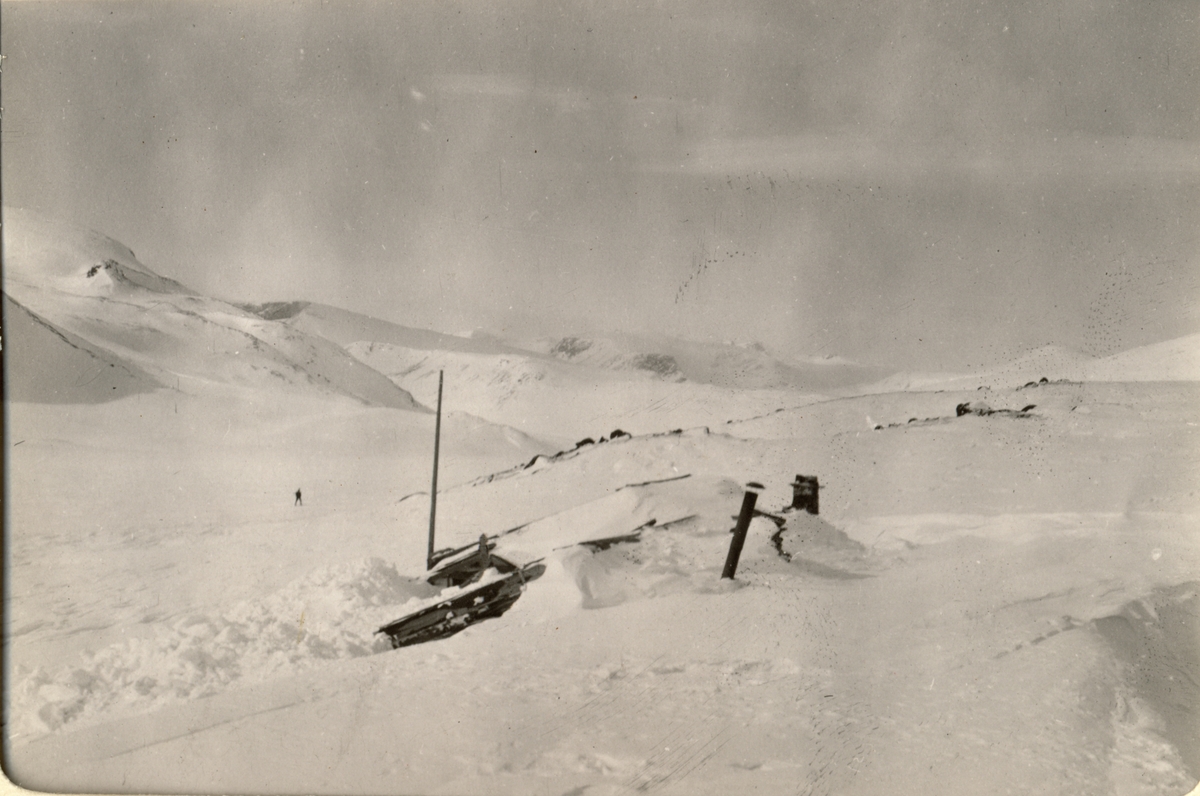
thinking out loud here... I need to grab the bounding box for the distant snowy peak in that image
[207,297,884,392]
[549,337,683,380]
[2,208,422,410]
[542,334,884,391]
[3,206,193,298]
[74,256,195,298]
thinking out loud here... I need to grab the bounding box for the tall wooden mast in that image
[426,370,443,570]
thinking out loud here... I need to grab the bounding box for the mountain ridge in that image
[2,208,422,410]
[5,206,1195,415]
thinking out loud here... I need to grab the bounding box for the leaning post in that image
[721,488,759,579]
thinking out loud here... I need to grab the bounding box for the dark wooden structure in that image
[378,534,547,649]
[375,567,540,650]
[791,475,820,514]
[426,535,515,588]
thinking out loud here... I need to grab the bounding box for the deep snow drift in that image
[4,209,1199,795]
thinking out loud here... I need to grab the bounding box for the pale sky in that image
[3,0,1197,370]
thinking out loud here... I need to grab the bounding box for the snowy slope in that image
[862,344,1095,392]
[253,303,876,437]
[2,207,422,409]
[2,293,158,403]
[865,336,1200,393]
[346,339,823,443]
[534,331,887,391]
[1080,333,1200,382]
[5,208,1199,795]
[7,374,1200,795]
[274,301,530,357]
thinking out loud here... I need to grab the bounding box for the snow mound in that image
[772,512,876,579]
[1094,581,1200,779]
[10,558,437,738]
[492,486,695,565]
[1082,333,1200,382]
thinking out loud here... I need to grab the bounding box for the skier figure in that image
[295,488,302,506]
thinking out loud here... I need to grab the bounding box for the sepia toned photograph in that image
[2,1,1198,794]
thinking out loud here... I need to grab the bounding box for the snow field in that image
[7,473,755,742]
[10,558,437,736]
[5,209,1200,794]
[8,375,1200,795]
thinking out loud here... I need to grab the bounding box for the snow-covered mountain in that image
[3,207,422,410]
[534,332,888,391]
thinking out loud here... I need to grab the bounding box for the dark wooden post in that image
[426,370,444,570]
[791,475,819,514]
[721,489,759,579]
[478,533,491,570]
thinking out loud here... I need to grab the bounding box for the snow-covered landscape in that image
[4,2,1198,794]
[4,208,1198,795]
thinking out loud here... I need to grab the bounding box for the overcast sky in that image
[3,0,1197,370]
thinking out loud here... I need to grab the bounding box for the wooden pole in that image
[721,489,758,579]
[426,370,443,570]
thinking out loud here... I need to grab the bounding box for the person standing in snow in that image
[295,488,302,506]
